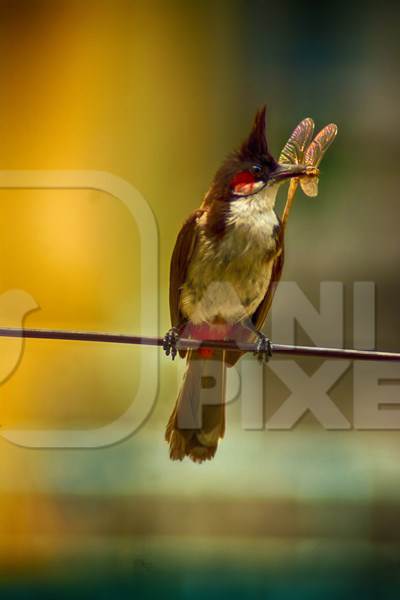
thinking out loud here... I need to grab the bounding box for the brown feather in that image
[169,209,203,328]
[165,349,226,463]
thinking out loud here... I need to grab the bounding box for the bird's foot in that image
[253,332,272,363]
[162,327,180,360]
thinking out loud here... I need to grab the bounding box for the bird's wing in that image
[251,244,284,332]
[169,209,203,328]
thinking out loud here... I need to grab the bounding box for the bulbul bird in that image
[163,106,312,463]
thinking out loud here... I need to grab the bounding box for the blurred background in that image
[0,0,399,597]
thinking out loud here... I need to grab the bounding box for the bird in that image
[163,106,312,463]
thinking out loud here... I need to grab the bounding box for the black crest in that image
[238,105,269,160]
[204,105,275,211]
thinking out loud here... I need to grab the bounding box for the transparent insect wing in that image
[279,117,315,165]
[304,123,338,167]
[300,176,319,197]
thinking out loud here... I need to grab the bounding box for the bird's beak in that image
[270,163,318,183]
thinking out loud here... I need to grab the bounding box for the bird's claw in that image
[253,333,272,363]
[162,327,180,360]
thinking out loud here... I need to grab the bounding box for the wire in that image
[0,327,398,361]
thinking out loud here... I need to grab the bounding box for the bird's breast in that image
[180,199,281,325]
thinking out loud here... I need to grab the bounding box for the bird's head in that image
[205,106,315,206]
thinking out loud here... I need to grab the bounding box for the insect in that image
[279,118,338,226]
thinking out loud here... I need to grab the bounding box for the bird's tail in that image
[165,348,226,463]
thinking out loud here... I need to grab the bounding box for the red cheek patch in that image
[231,170,255,187]
[231,171,256,195]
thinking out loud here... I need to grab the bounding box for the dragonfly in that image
[279,118,338,227]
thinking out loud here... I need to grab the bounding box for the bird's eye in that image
[251,164,262,175]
